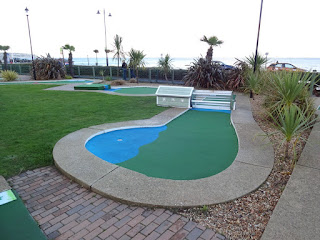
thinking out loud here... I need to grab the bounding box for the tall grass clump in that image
[265,71,317,164]
[1,70,18,81]
[269,104,317,165]
[265,71,315,115]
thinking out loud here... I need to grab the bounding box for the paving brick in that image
[127,223,144,237]
[57,199,74,208]
[144,231,161,240]
[61,213,80,225]
[100,217,118,230]
[49,213,68,225]
[103,202,120,212]
[98,225,118,239]
[154,212,170,225]
[200,229,216,239]
[88,211,106,222]
[38,214,55,225]
[52,206,71,217]
[152,208,165,216]
[119,235,132,240]
[140,222,159,236]
[127,214,145,227]
[47,230,60,240]
[129,208,145,218]
[72,220,91,233]
[78,204,95,215]
[167,214,181,223]
[115,207,133,219]
[101,209,119,221]
[155,220,171,234]
[113,225,132,239]
[45,222,63,235]
[41,206,59,217]
[183,221,197,231]
[186,227,203,240]
[86,218,105,232]
[132,233,146,240]
[31,207,46,217]
[92,197,106,207]
[77,210,95,223]
[58,220,78,234]
[69,228,89,240]
[116,204,128,212]
[141,209,153,217]
[84,227,103,240]
[159,229,175,240]
[141,214,157,226]
[66,204,84,215]
[91,201,109,213]
[169,219,186,233]
[114,216,132,228]
[171,229,189,240]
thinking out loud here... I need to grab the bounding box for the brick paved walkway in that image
[8,166,226,240]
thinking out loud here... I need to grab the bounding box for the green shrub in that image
[65,75,72,79]
[1,70,18,81]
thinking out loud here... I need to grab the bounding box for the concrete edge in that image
[53,93,274,208]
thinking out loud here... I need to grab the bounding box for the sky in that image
[1,0,320,60]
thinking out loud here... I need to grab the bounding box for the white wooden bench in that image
[191,90,236,110]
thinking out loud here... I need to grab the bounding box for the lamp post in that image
[253,0,264,73]
[25,7,37,80]
[97,9,111,66]
[265,52,269,68]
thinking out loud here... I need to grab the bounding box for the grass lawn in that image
[0,85,165,178]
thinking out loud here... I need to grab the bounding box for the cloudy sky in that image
[2,0,319,59]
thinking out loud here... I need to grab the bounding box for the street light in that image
[97,9,111,66]
[25,7,37,80]
[253,0,264,73]
[265,52,269,68]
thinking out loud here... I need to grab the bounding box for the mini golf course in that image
[86,110,238,180]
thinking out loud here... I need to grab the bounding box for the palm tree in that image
[0,45,10,70]
[245,52,267,71]
[63,44,75,77]
[93,49,99,66]
[200,35,223,63]
[113,35,125,77]
[158,54,173,81]
[128,49,146,83]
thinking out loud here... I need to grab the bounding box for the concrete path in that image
[262,97,320,240]
[53,93,274,207]
[8,167,226,240]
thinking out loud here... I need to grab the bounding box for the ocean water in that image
[73,57,320,72]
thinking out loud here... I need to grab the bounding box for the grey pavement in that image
[261,97,320,240]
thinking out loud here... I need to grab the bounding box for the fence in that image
[1,63,188,84]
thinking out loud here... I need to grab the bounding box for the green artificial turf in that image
[0,190,46,240]
[119,110,238,180]
[115,87,157,94]
[74,84,106,90]
[0,85,165,178]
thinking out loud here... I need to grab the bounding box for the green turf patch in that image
[115,87,157,94]
[74,84,106,90]
[0,84,165,177]
[0,190,46,240]
[118,110,238,180]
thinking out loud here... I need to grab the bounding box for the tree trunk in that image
[206,46,213,63]
[117,57,119,77]
[68,52,74,77]
[3,51,8,70]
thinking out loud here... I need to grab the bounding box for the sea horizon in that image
[73,57,320,72]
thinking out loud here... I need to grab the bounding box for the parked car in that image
[267,62,306,72]
[212,61,236,70]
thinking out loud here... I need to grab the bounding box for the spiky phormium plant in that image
[32,57,66,80]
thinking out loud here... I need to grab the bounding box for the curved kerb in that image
[53,93,274,208]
